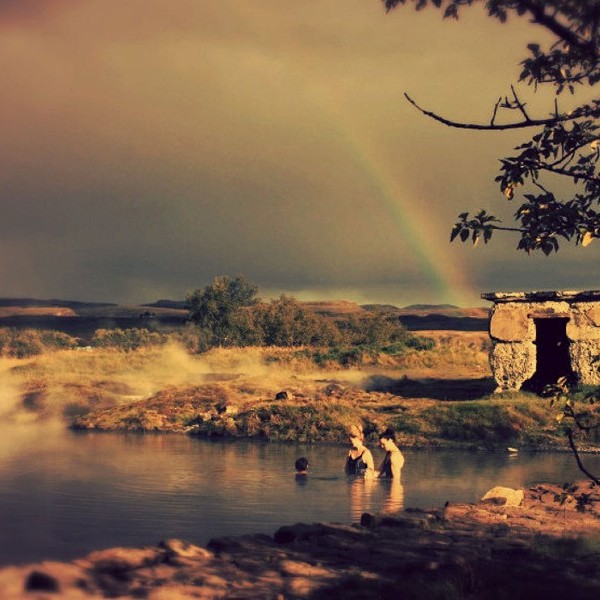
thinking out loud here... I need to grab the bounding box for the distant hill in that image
[402,303,458,311]
[360,304,400,314]
[299,300,365,316]
[142,299,187,310]
[0,298,116,309]
[0,297,490,335]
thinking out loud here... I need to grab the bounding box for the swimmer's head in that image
[295,457,308,472]
[379,428,396,450]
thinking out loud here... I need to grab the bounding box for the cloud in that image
[0,0,597,307]
[0,0,72,26]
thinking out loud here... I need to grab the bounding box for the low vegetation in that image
[3,329,597,453]
[68,377,578,451]
[0,328,77,358]
[1,278,598,460]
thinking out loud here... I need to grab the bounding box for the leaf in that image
[582,231,594,247]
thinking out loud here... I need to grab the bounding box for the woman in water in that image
[376,428,405,479]
[345,424,375,476]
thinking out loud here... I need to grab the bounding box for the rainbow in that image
[329,124,478,306]
[232,3,478,306]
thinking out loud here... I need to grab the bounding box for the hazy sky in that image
[1,0,598,307]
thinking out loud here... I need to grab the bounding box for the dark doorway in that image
[524,317,574,391]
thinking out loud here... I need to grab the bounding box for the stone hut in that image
[482,290,600,391]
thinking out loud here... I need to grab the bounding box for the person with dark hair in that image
[294,456,308,477]
[376,429,404,479]
[345,424,375,477]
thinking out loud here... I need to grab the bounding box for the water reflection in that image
[382,479,405,514]
[348,476,405,519]
[0,428,598,566]
[348,476,375,519]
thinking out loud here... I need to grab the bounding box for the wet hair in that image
[378,428,396,443]
[295,457,308,472]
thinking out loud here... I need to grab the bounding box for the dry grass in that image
[2,332,492,416]
[5,332,554,449]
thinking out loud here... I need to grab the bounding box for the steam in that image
[0,345,323,420]
[0,343,384,436]
[0,359,33,421]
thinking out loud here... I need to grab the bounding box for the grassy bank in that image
[3,331,597,451]
[69,380,574,450]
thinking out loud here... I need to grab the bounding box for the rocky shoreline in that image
[2,481,599,599]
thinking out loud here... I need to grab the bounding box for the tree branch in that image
[539,164,600,184]
[519,0,597,58]
[567,430,600,485]
[489,224,525,233]
[404,93,571,131]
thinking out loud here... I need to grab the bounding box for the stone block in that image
[586,305,600,327]
[489,306,530,342]
[570,341,600,384]
[489,342,536,390]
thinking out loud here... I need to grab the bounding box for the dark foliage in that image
[384,0,600,254]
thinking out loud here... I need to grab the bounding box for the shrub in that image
[0,328,78,358]
[251,295,342,347]
[312,345,374,367]
[91,328,167,351]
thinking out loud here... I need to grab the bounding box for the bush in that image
[40,331,79,350]
[251,295,341,347]
[91,328,167,351]
[404,336,435,351]
[0,328,78,358]
[173,324,214,353]
[312,345,370,367]
[336,313,410,346]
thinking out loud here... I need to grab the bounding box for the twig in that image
[567,430,600,485]
[511,85,531,122]
[491,97,502,126]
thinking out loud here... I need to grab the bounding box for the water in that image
[0,425,598,567]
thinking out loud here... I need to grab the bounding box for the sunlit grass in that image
[2,334,589,449]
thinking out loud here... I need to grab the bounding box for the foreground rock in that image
[2,482,599,599]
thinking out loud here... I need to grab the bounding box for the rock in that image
[158,539,213,562]
[24,570,59,593]
[81,547,163,572]
[3,481,600,599]
[360,512,377,528]
[481,486,524,507]
[275,391,289,400]
[274,523,326,544]
[323,383,345,396]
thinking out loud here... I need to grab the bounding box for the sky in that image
[1,0,598,308]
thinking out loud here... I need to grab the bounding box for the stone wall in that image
[483,291,600,390]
